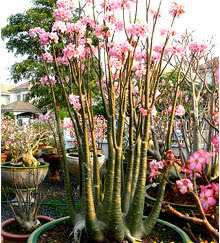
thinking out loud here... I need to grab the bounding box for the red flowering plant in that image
[29,0,218,242]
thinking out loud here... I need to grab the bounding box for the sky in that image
[0,0,219,85]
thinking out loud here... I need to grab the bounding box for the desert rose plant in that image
[29,0,218,242]
[1,117,54,166]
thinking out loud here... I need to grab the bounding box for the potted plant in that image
[1,118,51,201]
[1,181,53,243]
[26,0,218,241]
[63,116,106,177]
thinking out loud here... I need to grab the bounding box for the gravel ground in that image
[1,170,81,221]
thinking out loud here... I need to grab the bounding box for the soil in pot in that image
[1,216,53,243]
[145,184,218,242]
[148,183,195,205]
[144,205,218,243]
[3,218,50,235]
[37,220,182,243]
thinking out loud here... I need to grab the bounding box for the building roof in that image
[1,84,16,94]
[8,82,30,93]
[1,101,39,113]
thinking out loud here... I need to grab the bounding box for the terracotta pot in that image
[1,216,54,243]
[67,153,105,177]
[42,153,62,181]
[1,162,49,189]
[1,154,7,163]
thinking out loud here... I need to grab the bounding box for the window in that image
[23,94,27,101]
[17,95,21,101]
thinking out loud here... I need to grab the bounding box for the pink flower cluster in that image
[199,184,218,211]
[127,23,149,38]
[160,28,176,37]
[39,114,49,121]
[53,8,73,22]
[108,42,133,60]
[42,52,53,63]
[149,160,164,182]
[189,43,208,55]
[29,28,59,45]
[176,179,193,194]
[62,120,73,130]
[62,43,84,59]
[52,21,67,33]
[56,0,76,10]
[68,94,81,111]
[187,150,213,173]
[169,2,184,17]
[175,105,185,116]
[100,0,135,11]
[40,76,56,86]
[56,56,69,65]
[94,116,107,141]
[211,136,219,153]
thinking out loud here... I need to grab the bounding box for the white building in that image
[0,84,16,106]
[1,82,44,121]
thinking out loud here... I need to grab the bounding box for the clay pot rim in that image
[1,216,54,239]
[1,161,49,170]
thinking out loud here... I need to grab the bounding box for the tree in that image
[29,1,217,242]
[1,0,101,111]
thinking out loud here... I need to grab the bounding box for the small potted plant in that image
[63,116,106,177]
[1,118,50,193]
[1,181,53,243]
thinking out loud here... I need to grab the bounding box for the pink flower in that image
[62,43,84,59]
[168,105,172,114]
[189,43,200,53]
[199,149,213,165]
[62,120,73,129]
[149,170,161,183]
[175,105,185,116]
[212,183,219,199]
[149,160,164,182]
[42,52,53,63]
[39,114,49,121]
[199,188,216,211]
[127,23,149,38]
[53,8,73,22]
[161,79,166,85]
[68,94,81,111]
[39,32,50,46]
[29,27,45,38]
[140,107,148,116]
[189,43,208,55]
[169,2,184,17]
[216,68,219,84]
[52,21,67,33]
[150,160,164,170]
[176,179,193,194]
[211,135,219,153]
[40,76,56,86]
[49,32,59,43]
[188,151,206,172]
